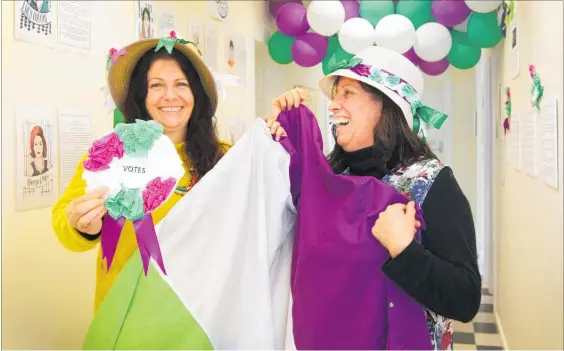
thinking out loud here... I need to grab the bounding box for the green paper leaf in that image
[113,108,124,128]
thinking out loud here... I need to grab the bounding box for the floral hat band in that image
[327,57,448,139]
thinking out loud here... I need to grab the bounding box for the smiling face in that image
[329,77,383,152]
[145,58,195,139]
[33,135,44,157]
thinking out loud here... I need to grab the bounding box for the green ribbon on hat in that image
[155,30,202,56]
[327,56,363,74]
[412,106,448,140]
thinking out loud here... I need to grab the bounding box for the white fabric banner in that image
[155,118,297,349]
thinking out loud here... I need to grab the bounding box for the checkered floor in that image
[453,288,503,350]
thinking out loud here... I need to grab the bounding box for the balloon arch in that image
[267,0,507,77]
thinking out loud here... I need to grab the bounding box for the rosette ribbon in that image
[101,211,166,276]
[88,120,173,276]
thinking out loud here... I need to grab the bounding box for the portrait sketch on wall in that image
[136,1,155,40]
[15,107,58,211]
[15,0,58,47]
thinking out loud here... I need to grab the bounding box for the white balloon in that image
[374,14,415,54]
[464,0,502,13]
[338,18,375,55]
[453,17,470,32]
[413,22,452,62]
[306,0,345,37]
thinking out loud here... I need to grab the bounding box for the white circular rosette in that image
[82,119,184,275]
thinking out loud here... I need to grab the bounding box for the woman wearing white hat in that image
[267,46,480,350]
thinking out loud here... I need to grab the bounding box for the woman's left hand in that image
[263,119,288,141]
[371,201,421,258]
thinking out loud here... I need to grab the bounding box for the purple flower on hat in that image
[350,64,371,77]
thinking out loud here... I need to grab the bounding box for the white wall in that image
[1,1,268,349]
[492,1,563,349]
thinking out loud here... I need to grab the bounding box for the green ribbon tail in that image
[412,115,421,135]
[416,105,448,130]
[113,108,124,127]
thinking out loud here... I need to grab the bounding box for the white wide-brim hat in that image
[319,46,447,138]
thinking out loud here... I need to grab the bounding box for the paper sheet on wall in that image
[507,111,520,169]
[58,1,92,51]
[225,35,247,86]
[15,106,59,211]
[537,99,559,188]
[136,1,156,40]
[204,22,219,71]
[520,109,536,176]
[187,16,205,53]
[14,0,58,48]
[58,111,92,191]
[158,8,176,37]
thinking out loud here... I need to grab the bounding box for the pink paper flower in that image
[170,30,177,39]
[142,177,177,212]
[84,132,125,171]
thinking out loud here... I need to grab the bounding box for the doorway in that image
[476,47,501,295]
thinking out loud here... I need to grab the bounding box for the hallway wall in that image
[1,1,267,349]
[493,1,563,349]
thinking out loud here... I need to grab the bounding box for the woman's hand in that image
[66,186,108,235]
[262,87,308,141]
[371,201,422,258]
[270,87,308,120]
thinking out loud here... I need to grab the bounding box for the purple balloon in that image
[419,58,450,76]
[270,0,302,18]
[431,0,471,27]
[276,2,309,36]
[403,47,422,66]
[341,0,360,20]
[292,33,329,67]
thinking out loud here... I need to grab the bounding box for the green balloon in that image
[447,30,481,70]
[359,0,395,26]
[395,0,433,29]
[322,43,354,76]
[467,11,503,48]
[327,35,341,55]
[268,31,295,64]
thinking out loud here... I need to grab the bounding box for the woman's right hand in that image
[268,87,308,122]
[66,187,108,235]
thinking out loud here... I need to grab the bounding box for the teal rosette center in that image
[115,119,164,157]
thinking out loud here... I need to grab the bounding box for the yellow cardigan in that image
[52,141,230,312]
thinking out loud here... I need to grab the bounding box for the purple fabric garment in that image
[277,105,433,350]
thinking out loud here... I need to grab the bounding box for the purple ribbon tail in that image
[133,214,167,276]
[101,216,125,271]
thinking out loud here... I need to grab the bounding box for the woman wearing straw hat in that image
[267,46,480,350]
[51,32,287,313]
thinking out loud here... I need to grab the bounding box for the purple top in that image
[277,106,433,350]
